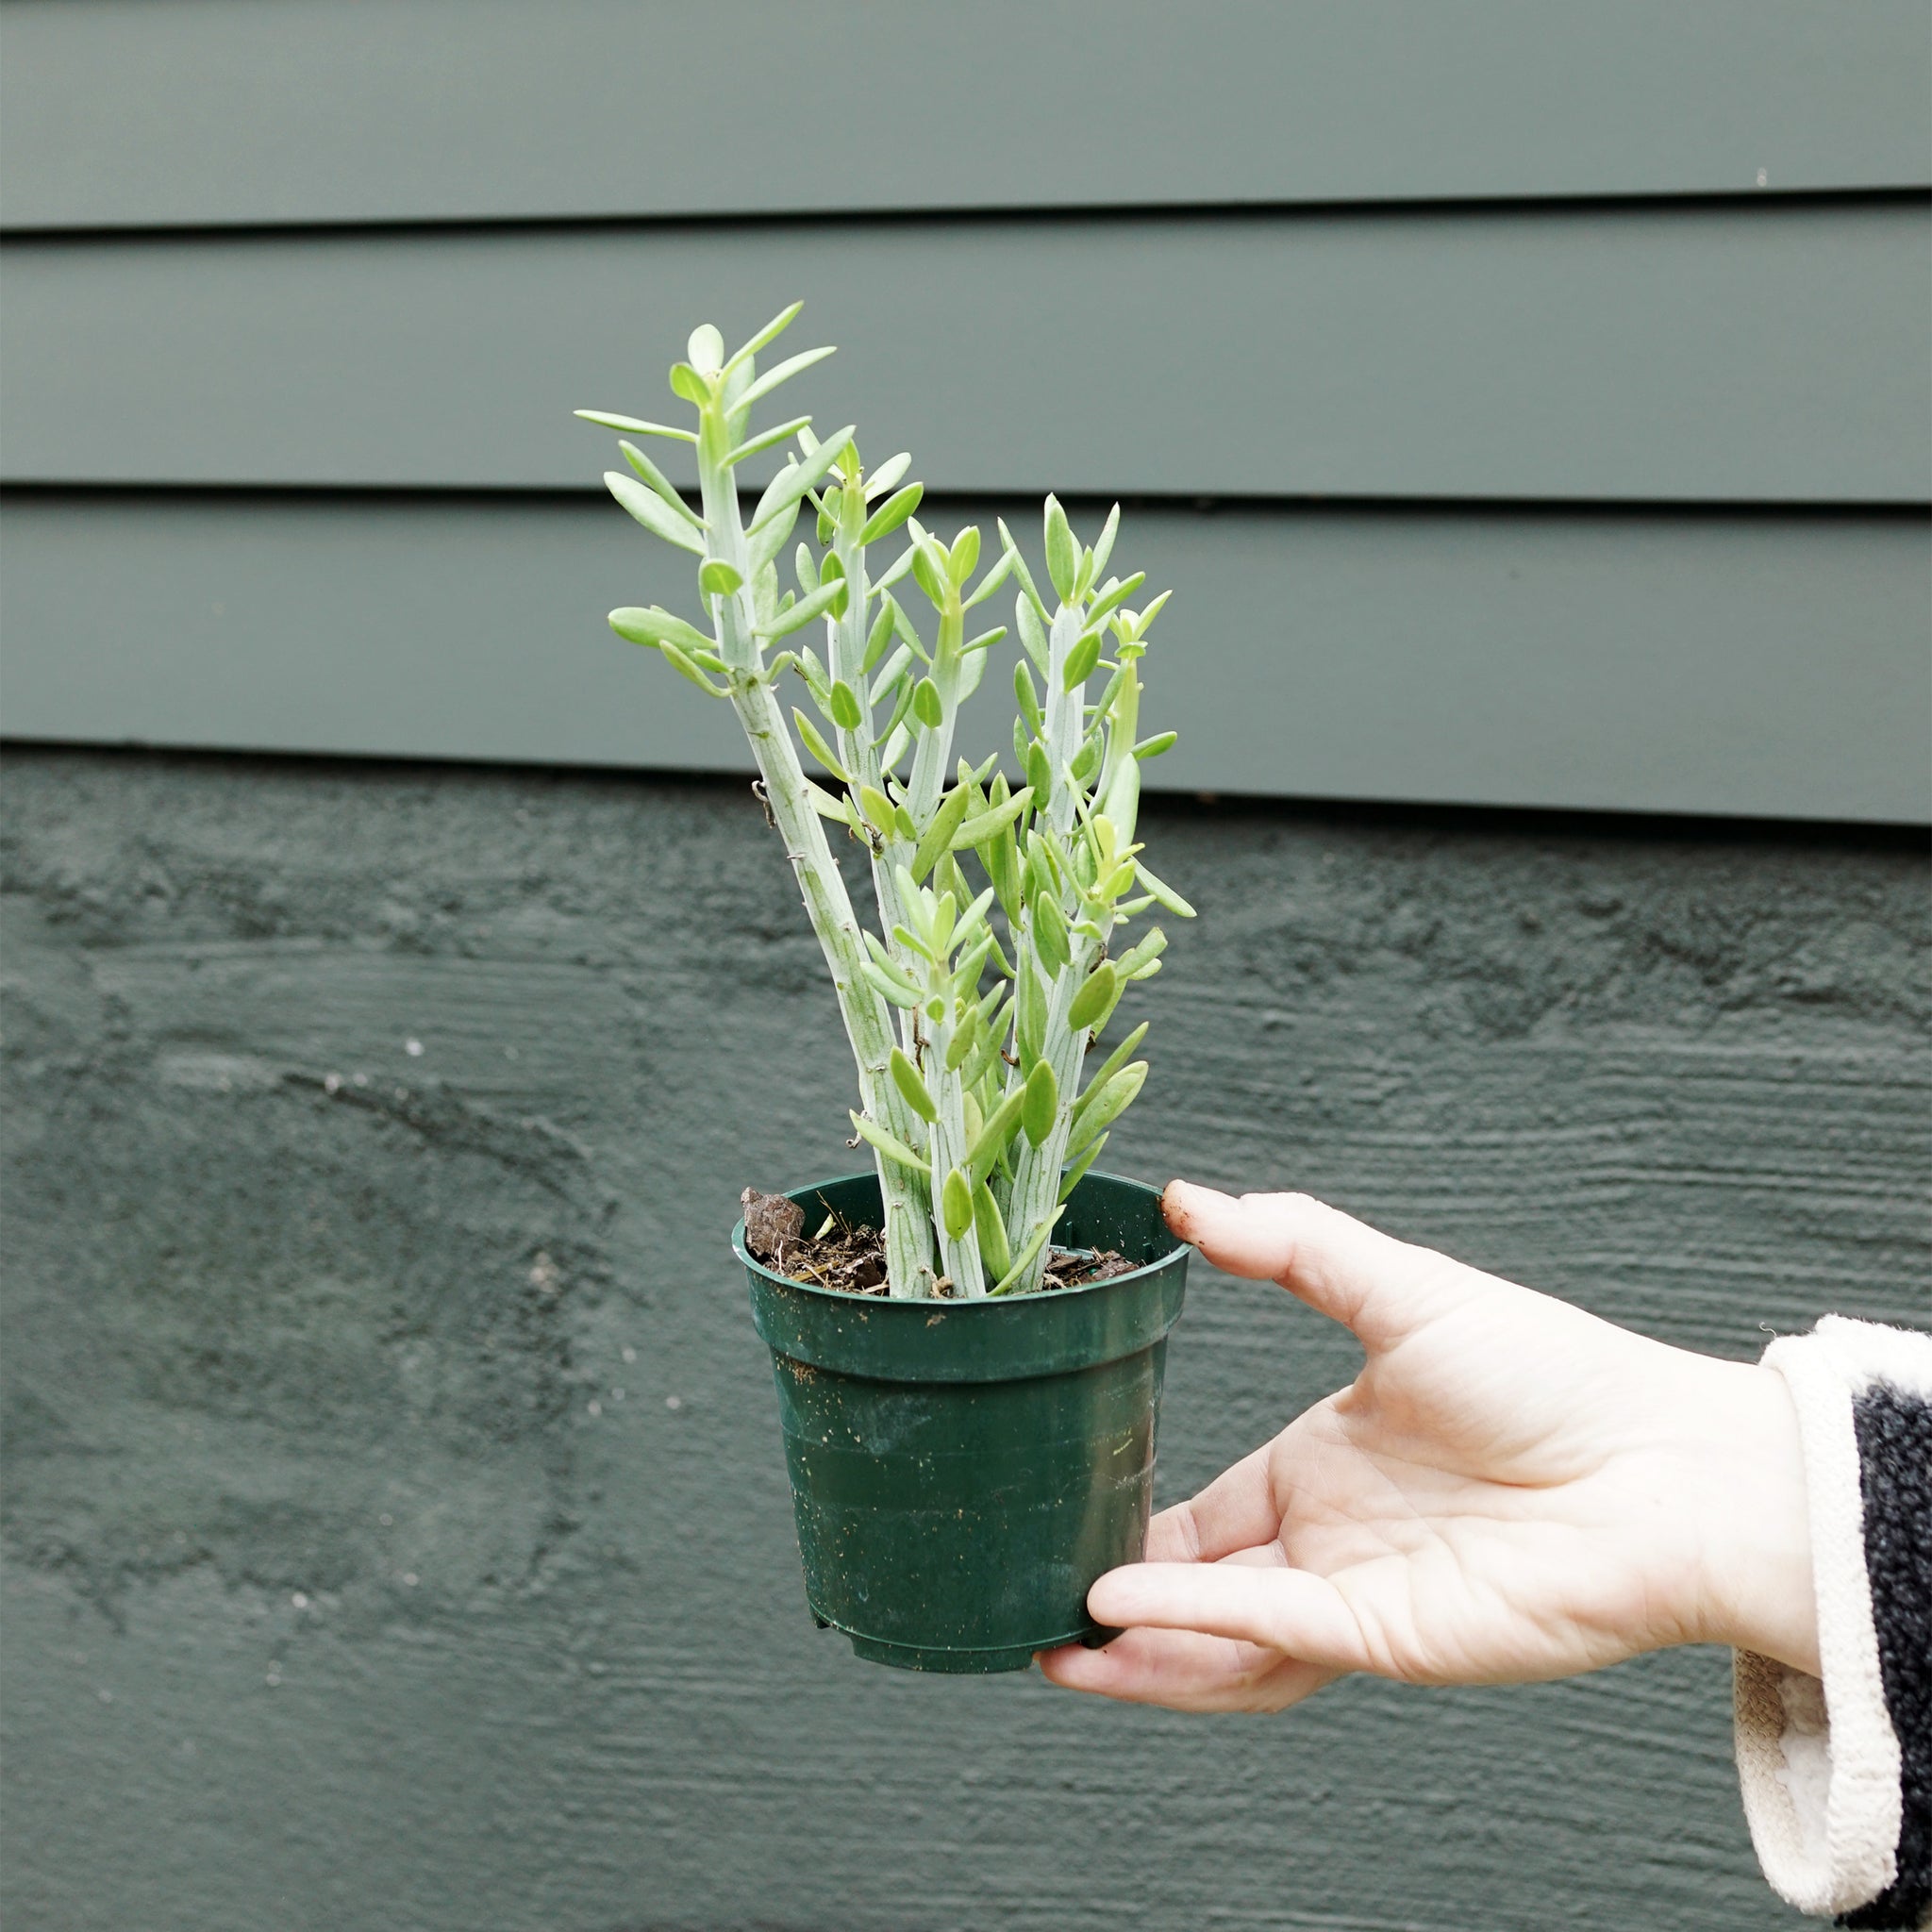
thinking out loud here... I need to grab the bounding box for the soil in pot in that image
[739,1187,1137,1297]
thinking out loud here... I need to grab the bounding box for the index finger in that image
[1161,1181,1488,1352]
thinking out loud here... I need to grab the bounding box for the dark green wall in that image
[5,747,1926,1932]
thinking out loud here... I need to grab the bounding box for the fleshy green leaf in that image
[574,409,697,443]
[1058,1134,1107,1205]
[792,708,849,783]
[724,414,812,468]
[971,1178,1011,1279]
[1016,954,1047,1068]
[862,606,898,675]
[1014,594,1050,674]
[859,483,924,548]
[804,779,858,828]
[794,645,833,713]
[987,1208,1062,1297]
[945,1007,983,1073]
[745,423,856,536]
[732,344,837,414]
[618,441,704,527]
[909,542,947,608]
[1068,961,1118,1032]
[965,1090,1024,1186]
[962,548,1015,610]
[605,473,708,556]
[1113,929,1166,979]
[911,677,944,729]
[1086,569,1145,629]
[859,962,923,1009]
[891,1047,939,1124]
[722,300,803,376]
[1068,1060,1147,1154]
[668,362,711,407]
[911,783,974,885]
[1013,659,1043,735]
[1091,504,1122,582]
[1133,731,1178,760]
[1061,627,1104,691]
[1032,891,1071,977]
[1022,1058,1059,1147]
[997,519,1050,622]
[941,1166,974,1241]
[828,680,863,730]
[850,1110,930,1175]
[747,498,801,576]
[608,605,714,656]
[872,671,915,749]
[1024,740,1052,804]
[758,576,847,641]
[1133,861,1196,918]
[865,452,911,498]
[1044,496,1077,604]
[953,785,1034,851]
[699,558,743,598]
[858,785,897,837]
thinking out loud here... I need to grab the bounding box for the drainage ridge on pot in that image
[737,1170,1189,1674]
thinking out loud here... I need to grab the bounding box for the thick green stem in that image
[695,421,934,1296]
[730,672,936,1296]
[1000,603,1108,1291]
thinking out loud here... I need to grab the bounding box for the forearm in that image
[1679,1357,1820,1676]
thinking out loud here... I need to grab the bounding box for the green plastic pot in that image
[737,1169,1189,1674]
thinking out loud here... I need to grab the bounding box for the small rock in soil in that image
[740,1189,804,1275]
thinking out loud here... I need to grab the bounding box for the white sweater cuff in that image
[1734,1315,1932,1925]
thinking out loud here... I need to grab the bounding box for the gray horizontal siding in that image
[7,202,1927,503]
[5,492,1924,823]
[4,0,1926,231]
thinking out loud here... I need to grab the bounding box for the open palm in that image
[1038,1183,1815,1713]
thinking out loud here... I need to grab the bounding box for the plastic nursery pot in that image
[736,1169,1189,1674]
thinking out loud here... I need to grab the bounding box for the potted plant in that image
[578,305,1193,1671]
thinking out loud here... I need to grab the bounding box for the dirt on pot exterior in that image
[740,1189,1133,1298]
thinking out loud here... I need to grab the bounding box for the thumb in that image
[1161,1180,1483,1352]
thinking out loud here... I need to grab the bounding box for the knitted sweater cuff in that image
[1735,1316,1932,1928]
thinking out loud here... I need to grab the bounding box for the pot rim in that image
[731,1167,1187,1307]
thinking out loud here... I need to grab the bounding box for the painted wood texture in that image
[7,203,1928,501]
[5,491,1926,823]
[3,0,1926,229]
[5,750,1924,1929]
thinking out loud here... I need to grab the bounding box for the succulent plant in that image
[581,304,1190,1296]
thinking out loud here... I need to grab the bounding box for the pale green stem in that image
[999,599,1109,1291]
[697,439,934,1296]
[825,527,922,1090]
[922,1011,985,1295]
[727,671,937,1297]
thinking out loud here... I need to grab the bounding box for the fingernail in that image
[1161,1178,1196,1232]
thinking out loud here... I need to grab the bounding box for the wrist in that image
[1680,1357,1820,1674]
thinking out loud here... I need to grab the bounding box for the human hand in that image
[1039,1182,1818,1712]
